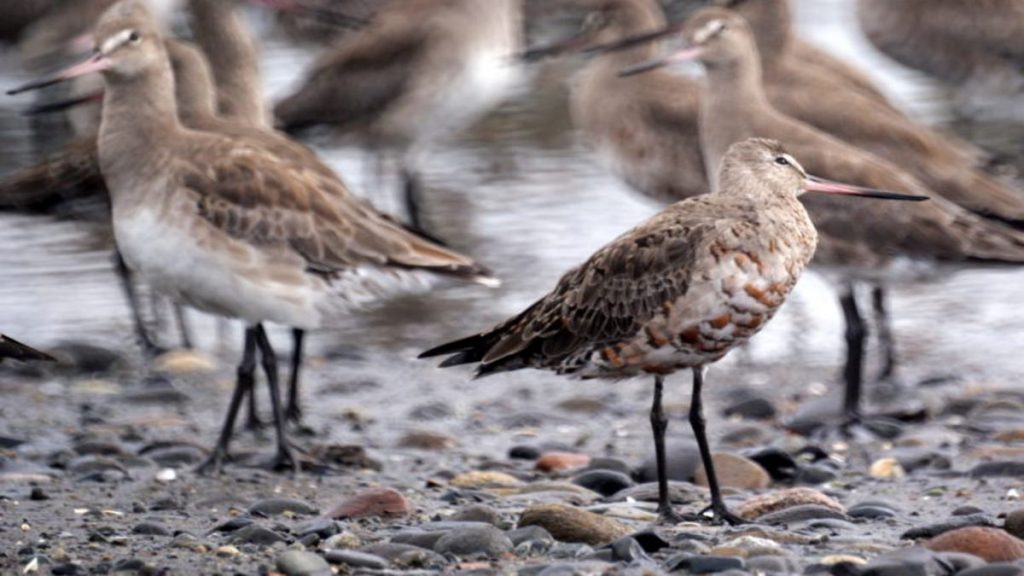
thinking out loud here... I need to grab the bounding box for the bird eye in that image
[774,156,790,166]
[128,31,141,43]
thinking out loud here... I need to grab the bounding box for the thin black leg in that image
[244,378,264,432]
[840,286,867,419]
[286,328,305,423]
[651,374,683,523]
[871,286,896,381]
[689,367,745,525]
[114,251,163,357]
[254,325,298,473]
[173,305,193,350]
[401,167,424,233]
[196,327,258,475]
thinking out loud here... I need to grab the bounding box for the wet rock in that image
[509,445,542,460]
[757,504,849,525]
[227,524,287,546]
[531,561,613,576]
[248,497,318,517]
[294,518,340,539]
[746,555,802,574]
[72,440,125,457]
[723,394,777,420]
[323,549,388,569]
[607,537,650,563]
[954,505,988,516]
[901,513,997,539]
[869,457,906,479]
[450,470,523,489]
[628,530,671,553]
[694,453,771,490]
[210,517,254,533]
[665,554,745,573]
[362,543,447,568]
[735,488,845,521]
[571,470,634,497]
[718,535,783,557]
[50,564,84,575]
[67,456,130,482]
[585,457,632,476]
[450,504,502,526]
[970,461,1024,478]
[536,452,591,472]
[924,527,1024,561]
[519,504,631,546]
[131,522,169,536]
[1005,509,1024,540]
[636,439,701,483]
[325,487,409,519]
[796,463,839,484]
[957,565,1024,576]
[171,533,207,553]
[392,521,491,549]
[887,447,952,472]
[609,481,705,505]
[847,503,899,520]
[433,525,513,558]
[29,487,49,501]
[548,542,596,559]
[143,445,206,467]
[744,447,798,482]
[397,430,457,450]
[308,444,382,470]
[276,550,330,576]
[51,342,123,373]
[508,525,555,547]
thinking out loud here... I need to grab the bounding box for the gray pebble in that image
[848,505,899,520]
[548,542,595,559]
[362,543,447,568]
[532,561,614,576]
[957,564,1024,576]
[635,439,701,483]
[433,525,513,558]
[323,549,388,569]
[665,554,745,574]
[746,555,802,574]
[143,445,206,467]
[608,537,650,563]
[572,470,634,497]
[899,512,996,539]
[450,504,503,526]
[584,457,633,476]
[131,522,170,536]
[757,504,850,525]
[969,460,1024,478]
[248,497,318,517]
[276,550,331,576]
[508,525,555,546]
[228,524,288,546]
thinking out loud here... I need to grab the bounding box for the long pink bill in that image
[7,53,112,96]
[583,22,686,56]
[619,46,704,77]
[520,32,593,62]
[805,175,929,202]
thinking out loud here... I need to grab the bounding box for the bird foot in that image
[285,403,303,425]
[268,446,301,475]
[683,503,748,526]
[195,448,230,476]
[656,506,687,525]
[243,414,267,436]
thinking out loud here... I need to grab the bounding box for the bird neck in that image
[738,0,794,67]
[188,0,267,128]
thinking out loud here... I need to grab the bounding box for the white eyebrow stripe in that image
[100,29,134,54]
[694,19,725,44]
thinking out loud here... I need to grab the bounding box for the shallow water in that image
[1,0,1023,391]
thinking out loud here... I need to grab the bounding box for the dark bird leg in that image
[172,304,194,350]
[840,285,867,420]
[651,374,684,524]
[254,325,299,473]
[871,286,896,381]
[113,251,164,358]
[401,166,425,234]
[196,327,258,475]
[687,367,745,525]
[243,380,264,433]
[286,328,305,424]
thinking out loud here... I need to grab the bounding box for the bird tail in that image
[0,335,55,363]
[0,137,103,212]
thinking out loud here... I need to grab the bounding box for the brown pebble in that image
[325,487,409,519]
[735,488,845,521]
[535,452,591,473]
[397,430,457,450]
[518,503,630,546]
[694,453,771,490]
[450,471,523,489]
[925,526,1024,561]
[1006,509,1024,540]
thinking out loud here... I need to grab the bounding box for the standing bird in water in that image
[272,0,523,235]
[9,0,499,474]
[422,138,927,524]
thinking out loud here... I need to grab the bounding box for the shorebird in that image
[422,137,927,524]
[857,0,1024,123]
[0,335,55,364]
[618,7,1024,421]
[271,0,523,234]
[522,0,707,205]
[9,0,499,473]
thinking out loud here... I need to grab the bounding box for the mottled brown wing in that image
[424,204,736,374]
[273,14,432,132]
[177,137,484,276]
[0,137,105,211]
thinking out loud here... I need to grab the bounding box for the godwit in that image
[857,0,1024,123]
[523,0,706,205]
[422,138,926,524]
[9,0,499,473]
[620,7,1024,422]
[0,335,55,363]
[271,0,523,233]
